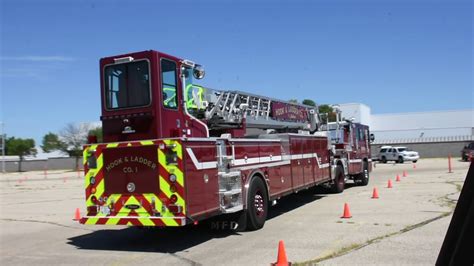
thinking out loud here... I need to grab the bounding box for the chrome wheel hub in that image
[254,193,265,217]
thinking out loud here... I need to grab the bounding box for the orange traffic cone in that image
[74,208,81,221]
[403,171,407,177]
[387,179,393,188]
[372,187,379,199]
[341,203,352,218]
[396,174,401,182]
[272,240,290,266]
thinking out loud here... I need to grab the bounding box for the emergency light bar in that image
[114,56,134,64]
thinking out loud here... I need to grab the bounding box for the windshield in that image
[104,60,150,109]
[398,148,407,152]
[183,67,206,113]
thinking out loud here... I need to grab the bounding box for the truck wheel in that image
[398,156,404,163]
[413,160,418,163]
[358,162,369,186]
[331,165,345,193]
[246,177,268,231]
[381,156,387,163]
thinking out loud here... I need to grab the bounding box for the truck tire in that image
[398,156,404,163]
[331,165,345,193]
[357,162,369,186]
[246,177,268,231]
[381,156,387,163]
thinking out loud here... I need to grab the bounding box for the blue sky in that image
[1,0,472,145]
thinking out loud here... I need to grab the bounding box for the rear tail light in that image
[91,196,98,204]
[167,204,182,214]
[170,184,177,193]
[170,194,178,204]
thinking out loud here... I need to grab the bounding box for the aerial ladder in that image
[185,85,321,136]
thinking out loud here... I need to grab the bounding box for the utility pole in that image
[1,122,5,173]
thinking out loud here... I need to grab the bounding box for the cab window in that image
[358,128,365,141]
[104,60,150,109]
[161,59,177,109]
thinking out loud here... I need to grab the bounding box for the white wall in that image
[339,103,371,125]
[335,104,474,142]
[371,109,474,131]
[370,109,474,141]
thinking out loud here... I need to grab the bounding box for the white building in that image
[370,109,474,143]
[339,104,473,140]
[338,103,474,157]
[337,103,371,126]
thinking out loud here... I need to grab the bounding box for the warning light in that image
[170,194,178,204]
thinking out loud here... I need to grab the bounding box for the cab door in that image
[158,56,184,138]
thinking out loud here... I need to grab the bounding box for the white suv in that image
[378,146,420,163]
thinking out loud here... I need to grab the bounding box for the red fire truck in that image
[79,50,372,230]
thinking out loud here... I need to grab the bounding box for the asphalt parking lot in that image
[0,158,469,265]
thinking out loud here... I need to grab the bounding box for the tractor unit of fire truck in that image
[80,50,372,230]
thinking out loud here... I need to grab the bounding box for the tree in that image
[88,126,103,143]
[41,132,67,152]
[288,99,298,104]
[6,137,37,172]
[318,104,337,123]
[42,123,92,170]
[318,104,334,114]
[60,123,92,170]
[302,99,316,107]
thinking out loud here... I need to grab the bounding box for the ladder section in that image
[206,91,271,124]
[216,140,243,213]
[206,90,310,130]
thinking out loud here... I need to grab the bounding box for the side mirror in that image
[193,64,205,79]
[370,133,375,143]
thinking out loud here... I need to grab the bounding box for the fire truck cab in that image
[326,121,372,186]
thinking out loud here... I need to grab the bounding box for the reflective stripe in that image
[140,140,154,146]
[106,218,120,225]
[159,176,185,213]
[140,218,155,226]
[87,178,104,205]
[81,216,184,226]
[85,217,99,225]
[158,149,184,187]
[163,139,182,160]
[186,148,331,170]
[84,139,186,225]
